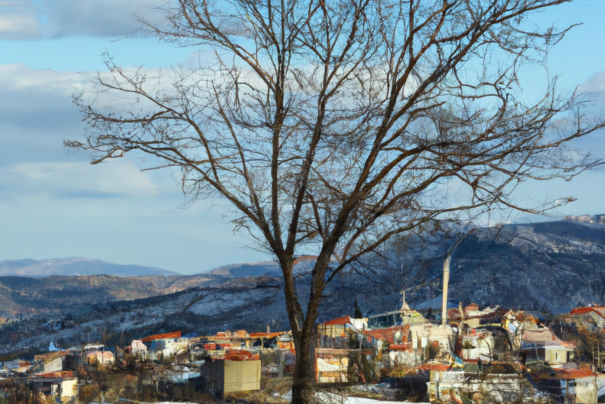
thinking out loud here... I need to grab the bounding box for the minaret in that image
[441,232,473,327]
[400,290,411,311]
[441,252,451,326]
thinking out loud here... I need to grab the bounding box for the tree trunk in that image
[291,330,315,404]
[282,253,328,404]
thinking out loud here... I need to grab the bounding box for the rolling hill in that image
[0,257,179,277]
[5,215,605,353]
[207,260,280,277]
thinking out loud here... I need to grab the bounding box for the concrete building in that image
[460,331,495,361]
[23,371,79,404]
[43,357,63,373]
[200,352,261,399]
[86,351,114,366]
[166,365,201,384]
[318,316,368,337]
[520,328,575,365]
[570,306,605,329]
[532,368,598,403]
[130,339,147,355]
[150,337,189,358]
[315,348,352,383]
[427,368,524,402]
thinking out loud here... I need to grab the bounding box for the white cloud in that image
[0,63,84,91]
[0,63,163,132]
[0,1,39,39]
[42,0,165,37]
[577,70,605,108]
[578,71,605,93]
[0,46,268,272]
[0,0,166,39]
[0,64,85,131]
[4,161,159,198]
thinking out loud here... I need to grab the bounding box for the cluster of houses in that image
[314,300,605,403]
[0,343,112,403]
[0,327,294,402]
[2,299,605,403]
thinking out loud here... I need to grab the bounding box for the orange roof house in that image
[324,316,353,326]
[520,328,575,365]
[570,306,605,318]
[318,316,355,338]
[142,331,182,343]
[364,325,410,344]
[571,306,605,325]
[532,367,598,403]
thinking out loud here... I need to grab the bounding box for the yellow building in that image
[200,356,261,399]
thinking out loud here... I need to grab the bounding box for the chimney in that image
[267,324,271,334]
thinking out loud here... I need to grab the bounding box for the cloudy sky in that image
[0,0,604,274]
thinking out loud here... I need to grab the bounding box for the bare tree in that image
[66,0,604,401]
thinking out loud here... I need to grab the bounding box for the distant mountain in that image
[206,256,318,278]
[404,216,605,314]
[6,215,605,340]
[198,216,605,317]
[208,260,281,277]
[8,216,605,354]
[564,214,605,225]
[136,274,225,292]
[0,275,166,317]
[0,273,234,318]
[0,257,179,277]
[0,276,288,355]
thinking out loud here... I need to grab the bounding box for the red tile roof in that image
[534,368,596,380]
[364,325,410,343]
[142,331,181,342]
[521,328,575,348]
[225,350,260,361]
[37,371,74,378]
[323,316,352,326]
[416,363,452,372]
[248,332,284,338]
[389,343,413,351]
[570,307,605,319]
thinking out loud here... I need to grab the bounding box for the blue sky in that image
[0,0,604,274]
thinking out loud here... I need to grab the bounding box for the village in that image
[2,293,605,404]
[3,0,605,402]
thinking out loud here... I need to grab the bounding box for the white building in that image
[428,369,523,402]
[461,332,495,361]
[150,337,189,358]
[130,339,147,355]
